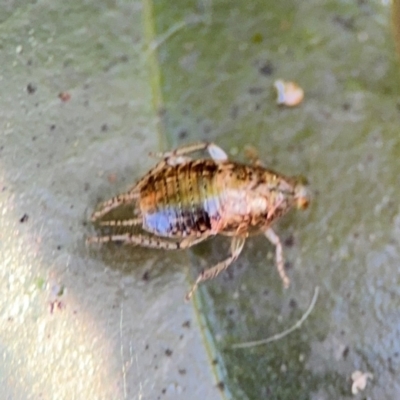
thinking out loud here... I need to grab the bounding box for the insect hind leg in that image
[86,233,181,249]
[185,236,245,300]
[90,192,139,221]
[98,217,142,227]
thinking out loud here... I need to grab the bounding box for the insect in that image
[87,142,310,300]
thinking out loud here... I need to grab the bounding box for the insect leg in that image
[86,232,210,249]
[86,233,181,249]
[264,228,290,288]
[244,144,263,166]
[91,192,140,221]
[178,233,211,249]
[98,217,143,227]
[150,142,228,162]
[185,236,245,300]
[92,157,172,221]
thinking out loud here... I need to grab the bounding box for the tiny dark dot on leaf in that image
[259,62,274,76]
[19,213,29,223]
[249,86,263,95]
[182,320,190,328]
[289,298,298,309]
[27,83,36,94]
[216,381,225,391]
[142,271,150,281]
[101,123,108,132]
[284,234,294,247]
[178,129,188,140]
[284,261,293,270]
[165,349,173,357]
[50,124,56,130]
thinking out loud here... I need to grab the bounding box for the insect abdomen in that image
[139,161,222,237]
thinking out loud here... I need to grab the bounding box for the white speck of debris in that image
[16,45,23,54]
[351,370,373,395]
[274,79,304,107]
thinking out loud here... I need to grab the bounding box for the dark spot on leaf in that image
[284,234,294,247]
[251,32,263,43]
[178,129,188,140]
[165,349,173,357]
[342,346,349,359]
[19,213,29,223]
[27,83,36,94]
[249,86,263,95]
[284,261,292,270]
[289,298,298,309]
[259,62,274,76]
[142,270,150,281]
[333,15,355,30]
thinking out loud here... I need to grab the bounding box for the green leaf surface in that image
[1,0,399,399]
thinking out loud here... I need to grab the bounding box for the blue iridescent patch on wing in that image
[144,208,175,236]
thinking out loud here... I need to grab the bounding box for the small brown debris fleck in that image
[107,173,117,184]
[58,92,71,102]
[182,320,190,328]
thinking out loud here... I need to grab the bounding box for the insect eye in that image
[294,182,311,210]
[297,197,310,209]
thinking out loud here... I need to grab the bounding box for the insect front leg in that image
[264,228,290,288]
[150,142,228,163]
[185,236,246,301]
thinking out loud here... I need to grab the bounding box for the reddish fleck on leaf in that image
[58,92,71,102]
